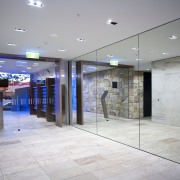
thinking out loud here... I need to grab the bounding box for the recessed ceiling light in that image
[58,49,67,52]
[0,66,2,68]
[27,67,31,69]
[14,28,26,32]
[83,71,86,73]
[168,35,178,40]
[132,47,139,51]
[106,19,118,25]
[22,71,26,73]
[0,61,5,63]
[28,0,43,7]
[107,54,114,58]
[136,58,143,61]
[146,69,150,71]
[7,43,17,46]
[162,52,169,55]
[61,74,65,77]
[77,38,86,42]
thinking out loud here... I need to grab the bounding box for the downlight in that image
[106,19,118,25]
[77,38,86,42]
[28,0,43,8]
[14,28,26,32]
[168,35,178,40]
[7,43,17,46]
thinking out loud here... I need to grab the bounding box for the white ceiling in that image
[0,59,54,74]
[0,0,180,72]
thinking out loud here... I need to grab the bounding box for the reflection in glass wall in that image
[139,19,180,163]
[72,18,180,163]
[96,36,140,148]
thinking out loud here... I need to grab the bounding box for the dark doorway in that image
[143,72,152,117]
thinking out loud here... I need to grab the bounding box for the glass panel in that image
[72,52,98,134]
[139,19,180,163]
[96,36,140,148]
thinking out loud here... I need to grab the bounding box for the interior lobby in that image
[1,0,180,180]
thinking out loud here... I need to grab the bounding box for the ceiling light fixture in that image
[58,49,67,52]
[22,71,26,73]
[0,61,5,63]
[162,52,169,55]
[61,74,65,77]
[7,43,17,46]
[136,58,143,61]
[28,0,43,8]
[107,54,114,58]
[0,66,2,68]
[27,67,31,69]
[168,35,178,40]
[14,28,26,32]
[77,38,86,42]
[146,69,150,71]
[132,47,139,51]
[106,19,118,25]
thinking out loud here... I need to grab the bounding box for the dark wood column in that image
[76,61,83,125]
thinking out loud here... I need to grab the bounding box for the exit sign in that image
[26,52,39,59]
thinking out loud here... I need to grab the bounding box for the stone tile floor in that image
[73,112,180,163]
[0,111,180,180]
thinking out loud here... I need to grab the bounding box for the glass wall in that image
[139,19,180,162]
[72,18,180,163]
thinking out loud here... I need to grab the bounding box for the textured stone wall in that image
[83,67,143,119]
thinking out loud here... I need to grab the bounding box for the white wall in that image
[152,57,180,126]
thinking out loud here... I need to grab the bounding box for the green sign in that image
[110,60,118,66]
[26,52,39,59]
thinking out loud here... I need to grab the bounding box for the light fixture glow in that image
[162,52,169,55]
[27,67,31,69]
[28,0,43,7]
[58,49,67,52]
[14,28,26,32]
[77,38,86,42]
[168,35,178,40]
[107,54,114,58]
[0,66,2,68]
[0,61,5,63]
[7,43,17,46]
[146,69,150,71]
[22,71,26,73]
[132,47,139,51]
[26,52,39,59]
[136,58,143,61]
[61,74,65,77]
[106,19,112,24]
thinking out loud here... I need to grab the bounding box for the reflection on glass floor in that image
[73,112,180,163]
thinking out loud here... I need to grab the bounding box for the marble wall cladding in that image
[152,57,180,126]
[83,68,143,119]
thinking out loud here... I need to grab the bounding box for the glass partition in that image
[139,19,180,163]
[96,36,140,148]
[72,52,98,134]
[72,18,180,163]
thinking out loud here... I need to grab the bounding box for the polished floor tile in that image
[0,111,180,180]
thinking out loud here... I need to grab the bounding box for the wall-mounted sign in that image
[26,52,39,59]
[110,60,118,66]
